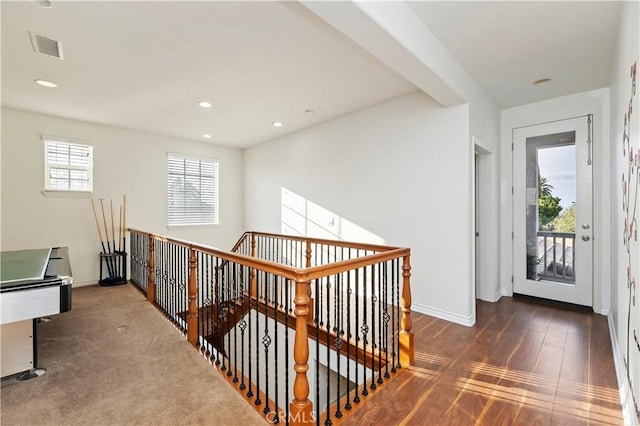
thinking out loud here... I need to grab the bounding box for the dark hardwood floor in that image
[341,297,623,425]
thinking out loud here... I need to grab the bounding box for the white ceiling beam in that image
[299,0,467,107]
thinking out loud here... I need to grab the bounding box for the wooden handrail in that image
[129,228,410,283]
[229,231,252,253]
[243,230,401,253]
[128,228,413,423]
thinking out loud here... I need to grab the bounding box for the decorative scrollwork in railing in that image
[128,229,413,425]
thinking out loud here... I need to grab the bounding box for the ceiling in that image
[1,1,623,148]
[408,1,622,109]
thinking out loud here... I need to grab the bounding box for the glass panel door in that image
[514,117,592,307]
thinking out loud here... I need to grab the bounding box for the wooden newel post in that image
[147,236,155,304]
[187,247,198,347]
[399,254,414,367]
[305,240,312,268]
[290,276,313,425]
[250,234,257,298]
[304,240,314,325]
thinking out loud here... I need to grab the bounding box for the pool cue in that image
[118,205,123,252]
[91,199,114,276]
[110,199,116,253]
[122,195,127,281]
[122,195,127,253]
[99,198,116,276]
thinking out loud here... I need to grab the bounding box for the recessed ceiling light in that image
[202,134,212,139]
[28,0,52,8]
[533,78,552,86]
[272,121,283,127]
[197,100,212,108]
[34,79,58,88]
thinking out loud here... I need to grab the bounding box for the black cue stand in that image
[99,251,127,286]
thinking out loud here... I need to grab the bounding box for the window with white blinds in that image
[167,153,219,226]
[43,137,93,192]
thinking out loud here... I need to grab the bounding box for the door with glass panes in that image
[513,116,593,306]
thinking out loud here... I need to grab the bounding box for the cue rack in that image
[91,195,127,286]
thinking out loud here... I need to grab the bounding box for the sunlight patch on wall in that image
[281,188,385,245]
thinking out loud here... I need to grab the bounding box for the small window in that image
[167,153,219,226]
[43,136,93,192]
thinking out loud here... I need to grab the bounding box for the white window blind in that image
[43,137,93,192]
[167,154,218,226]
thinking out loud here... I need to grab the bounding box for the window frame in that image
[167,152,219,227]
[42,135,94,196]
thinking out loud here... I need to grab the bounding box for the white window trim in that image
[167,152,219,227]
[42,135,94,196]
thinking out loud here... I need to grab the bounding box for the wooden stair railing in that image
[128,229,414,426]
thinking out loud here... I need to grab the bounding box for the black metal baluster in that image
[154,240,159,308]
[233,262,239,383]
[263,271,271,414]
[361,265,369,397]
[383,261,390,379]
[167,242,172,319]
[377,262,383,385]
[353,266,360,404]
[168,242,171,321]
[220,260,228,373]
[239,264,247,391]
[390,259,397,373]
[345,268,352,411]
[145,235,149,292]
[214,257,221,366]
[334,272,343,420]
[272,274,279,424]
[333,251,338,334]
[370,264,377,391]
[226,261,233,378]
[173,243,178,329]
[254,267,262,407]
[159,241,165,315]
[285,278,290,426]
[325,275,332,426]
[163,241,167,317]
[169,242,173,325]
[209,254,214,358]
[155,240,161,312]
[391,258,402,373]
[247,266,254,399]
[182,245,187,332]
[314,278,320,425]
[200,252,205,353]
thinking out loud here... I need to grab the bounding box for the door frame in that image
[499,89,611,314]
[512,117,593,306]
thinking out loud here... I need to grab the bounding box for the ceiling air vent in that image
[29,31,63,59]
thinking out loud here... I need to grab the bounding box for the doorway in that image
[513,116,593,307]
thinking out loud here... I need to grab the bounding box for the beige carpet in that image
[0,284,266,426]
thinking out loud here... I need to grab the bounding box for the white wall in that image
[1,108,244,286]
[469,89,502,306]
[244,91,480,324]
[609,0,640,422]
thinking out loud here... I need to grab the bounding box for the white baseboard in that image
[412,302,475,327]
[72,280,99,288]
[607,313,640,425]
[477,288,503,303]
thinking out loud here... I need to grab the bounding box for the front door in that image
[513,116,593,306]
